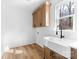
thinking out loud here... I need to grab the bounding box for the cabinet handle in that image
[50,51,53,56]
[34,24,36,27]
[40,23,42,26]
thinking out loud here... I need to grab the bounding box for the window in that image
[55,0,75,30]
[59,17,73,30]
[59,0,74,17]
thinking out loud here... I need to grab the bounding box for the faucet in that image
[56,24,64,38]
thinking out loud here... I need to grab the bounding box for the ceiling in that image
[7,0,45,12]
[7,0,63,12]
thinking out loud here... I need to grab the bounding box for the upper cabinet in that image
[32,1,50,28]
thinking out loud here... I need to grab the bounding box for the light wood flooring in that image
[2,44,44,59]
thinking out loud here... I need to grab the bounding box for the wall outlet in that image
[37,32,39,35]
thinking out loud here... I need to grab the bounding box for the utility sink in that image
[44,36,68,47]
[43,36,77,59]
[44,36,77,48]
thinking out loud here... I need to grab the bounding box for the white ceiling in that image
[7,0,45,12]
[50,0,63,5]
[7,0,63,12]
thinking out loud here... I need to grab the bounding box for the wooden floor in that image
[2,44,44,59]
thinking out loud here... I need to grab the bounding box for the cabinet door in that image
[44,46,67,59]
[71,48,77,59]
[39,6,43,27]
[41,4,46,27]
[50,50,67,59]
[44,47,51,59]
[54,53,67,59]
[35,11,39,27]
[37,8,42,27]
[50,50,55,59]
[33,13,36,27]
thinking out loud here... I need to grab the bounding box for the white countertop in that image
[68,41,77,49]
[44,36,77,49]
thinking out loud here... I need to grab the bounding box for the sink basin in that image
[44,36,77,48]
[44,36,69,47]
[43,36,77,59]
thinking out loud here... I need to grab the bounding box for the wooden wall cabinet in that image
[71,48,77,59]
[33,2,50,27]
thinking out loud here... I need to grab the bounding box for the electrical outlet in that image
[37,32,39,35]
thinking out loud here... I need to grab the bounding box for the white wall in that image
[35,0,77,47]
[1,0,35,55]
